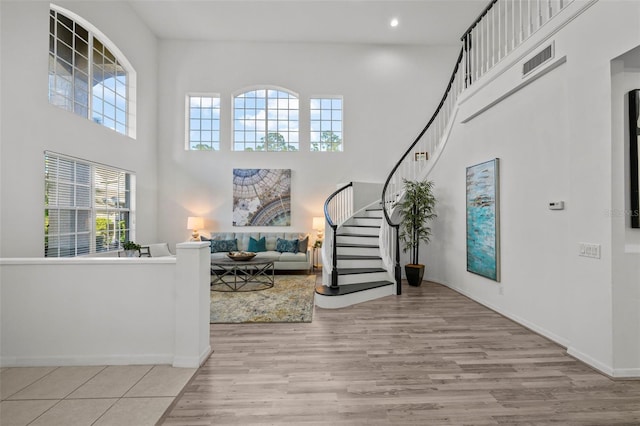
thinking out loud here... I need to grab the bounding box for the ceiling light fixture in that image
[390,18,399,28]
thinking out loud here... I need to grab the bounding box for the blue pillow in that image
[201,237,238,253]
[247,236,266,252]
[276,238,298,253]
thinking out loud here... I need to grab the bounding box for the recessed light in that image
[390,18,399,28]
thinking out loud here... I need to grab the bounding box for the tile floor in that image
[0,365,195,426]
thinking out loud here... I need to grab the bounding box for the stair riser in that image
[336,246,380,256]
[347,217,382,227]
[338,272,390,285]
[336,235,379,245]
[337,259,384,269]
[363,210,383,218]
[339,226,380,236]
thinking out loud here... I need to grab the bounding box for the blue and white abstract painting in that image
[466,158,500,281]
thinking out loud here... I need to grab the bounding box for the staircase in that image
[316,0,579,309]
[315,205,395,309]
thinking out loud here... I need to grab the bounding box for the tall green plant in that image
[395,179,437,265]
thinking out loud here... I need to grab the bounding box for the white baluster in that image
[538,0,543,28]
[497,1,502,61]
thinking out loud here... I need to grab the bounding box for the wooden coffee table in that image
[210,257,277,291]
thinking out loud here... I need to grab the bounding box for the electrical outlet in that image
[579,243,601,259]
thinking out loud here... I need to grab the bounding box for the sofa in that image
[202,232,311,271]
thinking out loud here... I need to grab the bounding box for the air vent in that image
[523,44,554,77]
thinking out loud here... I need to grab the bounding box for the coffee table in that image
[210,257,277,292]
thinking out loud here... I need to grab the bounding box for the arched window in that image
[48,5,135,137]
[233,88,299,151]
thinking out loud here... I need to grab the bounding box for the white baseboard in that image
[315,285,395,309]
[566,346,615,377]
[173,345,212,368]
[0,353,174,368]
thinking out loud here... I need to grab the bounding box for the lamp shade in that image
[312,216,324,231]
[187,216,204,230]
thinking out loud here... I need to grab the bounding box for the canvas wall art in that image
[466,158,500,281]
[232,169,291,226]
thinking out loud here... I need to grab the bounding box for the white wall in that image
[0,243,211,368]
[611,55,640,375]
[155,40,458,247]
[424,0,640,377]
[0,1,159,257]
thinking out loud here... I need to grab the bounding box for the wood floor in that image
[159,281,640,425]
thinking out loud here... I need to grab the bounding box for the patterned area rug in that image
[210,274,316,323]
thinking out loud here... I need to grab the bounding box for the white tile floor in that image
[0,365,195,426]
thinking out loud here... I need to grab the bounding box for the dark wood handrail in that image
[323,182,353,229]
[381,46,464,228]
[460,0,499,40]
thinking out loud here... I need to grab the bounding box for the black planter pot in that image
[405,264,425,287]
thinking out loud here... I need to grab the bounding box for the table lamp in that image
[312,216,324,240]
[187,216,204,241]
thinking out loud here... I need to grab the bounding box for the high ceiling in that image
[129,0,488,46]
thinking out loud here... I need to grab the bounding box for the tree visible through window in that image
[233,88,299,151]
[48,6,131,136]
[310,97,343,152]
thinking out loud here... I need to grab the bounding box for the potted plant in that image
[395,179,437,286]
[122,241,141,257]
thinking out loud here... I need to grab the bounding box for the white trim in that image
[458,0,598,108]
[461,56,567,123]
[173,345,212,368]
[1,354,174,368]
[566,346,615,377]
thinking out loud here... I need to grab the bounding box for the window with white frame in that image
[48,6,131,136]
[233,88,299,151]
[45,152,135,257]
[310,97,343,152]
[187,95,221,150]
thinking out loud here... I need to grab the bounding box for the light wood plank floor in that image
[159,281,640,425]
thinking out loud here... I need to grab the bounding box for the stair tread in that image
[342,225,380,228]
[315,281,393,296]
[336,243,379,248]
[337,255,382,260]
[338,267,386,275]
[337,233,378,237]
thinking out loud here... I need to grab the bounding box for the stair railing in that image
[323,182,354,288]
[381,0,574,294]
[462,0,574,87]
[381,47,466,295]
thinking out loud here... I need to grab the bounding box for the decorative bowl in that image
[227,251,257,261]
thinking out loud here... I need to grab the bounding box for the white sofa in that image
[203,232,311,271]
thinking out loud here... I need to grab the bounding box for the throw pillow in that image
[276,237,299,253]
[201,237,238,253]
[297,235,309,253]
[247,236,267,252]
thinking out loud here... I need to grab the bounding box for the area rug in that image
[210,274,316,323]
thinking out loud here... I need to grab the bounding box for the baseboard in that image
[173,345,212,368]
[315,284,395,309]
[0,353,174,367]
[566,346,615,377]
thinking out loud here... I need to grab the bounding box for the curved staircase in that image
[315,205,395,309]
